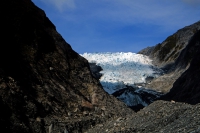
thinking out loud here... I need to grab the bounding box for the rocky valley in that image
[0,0,200,133]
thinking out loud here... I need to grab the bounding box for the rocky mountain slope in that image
[138,21,200,67]
[162,30,200,104]
[138,21,200,93]
[0,0,133,132]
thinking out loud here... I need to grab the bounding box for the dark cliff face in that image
[138,21,200,103]
[138,21,200,93]
[139,21,200,69]
[162,30,200,104]
[0,0,133,132]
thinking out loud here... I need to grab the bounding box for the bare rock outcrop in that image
[138,21,200,93]
[0,0,133,132]
[162,30,200,104]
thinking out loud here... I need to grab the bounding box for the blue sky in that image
[32,0,200,54]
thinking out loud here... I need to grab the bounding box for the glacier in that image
[81,52,163,109]
[81,52,162,93]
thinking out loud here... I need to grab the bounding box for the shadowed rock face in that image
[0,0,133,132]
[138,21,200,93]
[162,30,200,104]
[112,85,163,111]
[138,22,200,104]
[139,21,200,68]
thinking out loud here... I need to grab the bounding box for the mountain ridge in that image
[138,21,200,93]
[161,29,200,104]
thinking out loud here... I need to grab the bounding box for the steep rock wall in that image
[162,30,200,104]
[0,0,133,132]
[138,21,200,93]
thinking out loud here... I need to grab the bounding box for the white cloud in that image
[58,1,199,35]
[62,0,198,25]
[40,0,76,12]
[36,0,200,30]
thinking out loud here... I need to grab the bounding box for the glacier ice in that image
[81,52,162,94]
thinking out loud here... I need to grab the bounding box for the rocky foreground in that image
[0,0,200,133]
[87,101,200,133]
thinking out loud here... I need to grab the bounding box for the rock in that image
[162,30,200,104]
[89,63,103,80]
[0,0,133,132]
[139,21,200,93]
[171,100,176,103]
[116,117,123,122]
[87,100,200,133]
